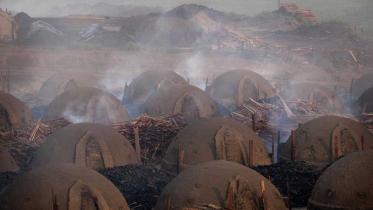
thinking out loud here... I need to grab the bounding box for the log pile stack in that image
[231,97,323,133]
[231,97,323,150]
[287,99,319,116]
[113,114,186,164]
[231,98,285,132]
[0,118,70,169]
[12,118,71,145]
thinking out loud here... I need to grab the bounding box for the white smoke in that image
[175,52,208,89]
[60,92,128,124]
[96,51,151,100]
[97,69,136,100]
[61,102,89,123]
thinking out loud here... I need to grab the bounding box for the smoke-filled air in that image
[1,1,373,210]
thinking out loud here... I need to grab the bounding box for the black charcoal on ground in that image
[99,164,174,210]
[253,160,321,207]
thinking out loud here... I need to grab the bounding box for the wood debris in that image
[231,97,324,133]
[113,114,186,164]
[0,118,71,169]
[231,97,285,132]
[286,99,320,116]
[359,113,373,133]
[9,118,71,145]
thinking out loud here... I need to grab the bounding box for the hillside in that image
[120,4,256,49]
[46,2,162,17]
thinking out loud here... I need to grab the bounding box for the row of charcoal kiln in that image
[4,69,373,129]
[22,69,373,124]
[1,115,373,209]
[0,70,373,210]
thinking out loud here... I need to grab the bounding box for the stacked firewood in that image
[0,118,71,169]
[113,114,186,164]
[0,118,70,146]
[11,118,71,145]
[231,98,285,132]
[231,97,325,133]
[286,99,319,115]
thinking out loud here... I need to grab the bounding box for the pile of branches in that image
[113,114,186,164]
[0,118,71,169]
[231,97,325,134]
[254,160,321,207]
[11,118,71,145]
[231,98,286,132]
[286,99,320,116]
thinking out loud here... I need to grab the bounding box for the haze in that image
[1,0,373,209]
[1,0,372,17]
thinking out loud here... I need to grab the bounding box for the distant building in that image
[0,8,17,42]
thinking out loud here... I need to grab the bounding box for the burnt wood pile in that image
[113,114,186,164]
[231,97,325,133]
[100,164,174,210]
[0,118,70,169]
[6,118,71,145]
[286,99,320,115]
[231,97,288,133]
[254,160,322,207]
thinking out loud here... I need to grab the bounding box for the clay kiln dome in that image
[123,70,187,104]
[308,151,373,210]
[280,82,344,113]
[38,74,79,105]
[31,123,138,170]
[351,72,373,100]
[44,87,129,125]
[0,91,32,131]
[280,115,373,166]
[358,87,373,113]
[143,84,218,122]
[0,146,19,173]
[0,10,17,43]
[0,164,130,210]
[207,70,276,110]
[155,160,287,210]
[163,117,270,173]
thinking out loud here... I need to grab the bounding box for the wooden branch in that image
[177,144,185,174]
[29,119,42,142]
[249,140,254,167]
[134,126,142,163]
